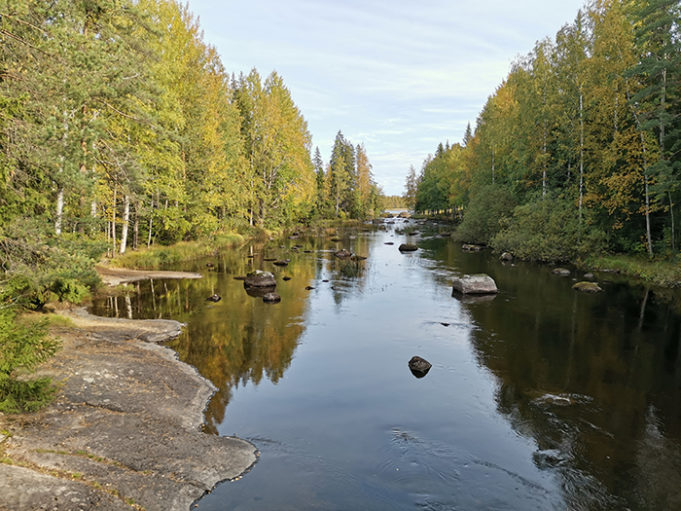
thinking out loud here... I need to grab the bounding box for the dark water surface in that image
[92,220,681,510]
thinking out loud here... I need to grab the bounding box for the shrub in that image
[491,197,607,262]
[454,185,516,244]
[0,308,60,413]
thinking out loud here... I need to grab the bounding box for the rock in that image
[305,286,315,290]
[282,276,292,281]
[452,274,498,295]
[330,237,341,242]
[303,250,313,253]
[244,270,276,288]
[233,276,246,281]
[334,249,352,258]
[206,294,221,302]
[262,292,281,303]
[462,243,484,252]
[206,262,215,268]
[408,356,432,378]
[322,279,329,283]
[500,252,513,262]
[398,243,418,252]
[350,255,367,261]
[398,211,411,218]
[273,260,290,266]
[572,281,603,293]
[263,257,276,262]
[583,272,595,280]
[552,268,571,277]
[384,242,394,245]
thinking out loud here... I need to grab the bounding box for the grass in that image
[583,254,681,287]
[110,233,245,270]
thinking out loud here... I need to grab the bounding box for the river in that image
[92,219,681,510]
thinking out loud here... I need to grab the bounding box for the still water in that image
[92,220,681,510]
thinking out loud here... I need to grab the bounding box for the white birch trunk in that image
[119,194,130,255]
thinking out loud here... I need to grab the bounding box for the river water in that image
[92,219,681,510]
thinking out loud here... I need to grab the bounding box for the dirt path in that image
[0,308,257,511]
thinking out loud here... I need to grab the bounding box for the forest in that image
[0,0,382,303]
[409,0,680,263]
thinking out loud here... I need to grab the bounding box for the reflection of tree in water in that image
[460,267,681,510]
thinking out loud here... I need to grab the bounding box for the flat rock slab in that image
[452,274,498,295]
[0,308,257,511]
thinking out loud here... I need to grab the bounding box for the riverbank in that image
[0,305,257,511]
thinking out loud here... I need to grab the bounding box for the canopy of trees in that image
[410,0,680,261]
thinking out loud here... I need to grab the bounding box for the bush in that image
[454,185,516,244]
[491,197,607,262]
[0,308,60,413]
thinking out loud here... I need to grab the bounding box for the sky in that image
[185,0,587,195]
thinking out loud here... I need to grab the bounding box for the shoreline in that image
[0,305,257,511]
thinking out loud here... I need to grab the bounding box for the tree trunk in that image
[119,194,130,255]
[112,186,117,255]
[640,132,653,257]
[55,188,64,235]
[578,92,584,224]
[133,201,139,250]
[147,194,155,248]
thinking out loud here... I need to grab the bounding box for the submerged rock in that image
[334,249,352,258]
[282,276,292,281]
[452,274,498,295]
[572,281,603,293]
[583,272,595,280]
[398,243,418,252]
[408,356,432,378]
[244,270,276,288]
[350,255,367,261]
[462,243,484,252]
[273,260,290,267]
[552,267,571,277]
[262,292,281,303]
[206,294,221,302]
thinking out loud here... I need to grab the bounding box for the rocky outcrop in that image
[0,308,257,511]
[452,274,498,295]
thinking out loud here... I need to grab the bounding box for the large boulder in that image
[452,274,498,295]
[244,270,276,288]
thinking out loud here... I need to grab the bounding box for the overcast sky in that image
[186,0,587,195]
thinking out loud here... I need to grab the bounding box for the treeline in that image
[313,131,382,219]
[0,0,380,252]
[409,0,680,262]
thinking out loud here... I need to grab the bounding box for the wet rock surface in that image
[452,274,498,295]
[0,308,257,511]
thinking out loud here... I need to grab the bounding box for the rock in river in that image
[408,356,432,378]
[273,260,290,267]
[244,270,276,288]
[572,281,603,293]
[452,274,498,295]
[206,294,221,302]
[500,252,513,262]
[262,292,281,303]
[552,267,571,277]
[462,243,484,252]
[398,243,418,252]
[334,249,352,258]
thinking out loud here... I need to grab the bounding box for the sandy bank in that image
[0,307,257,511]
